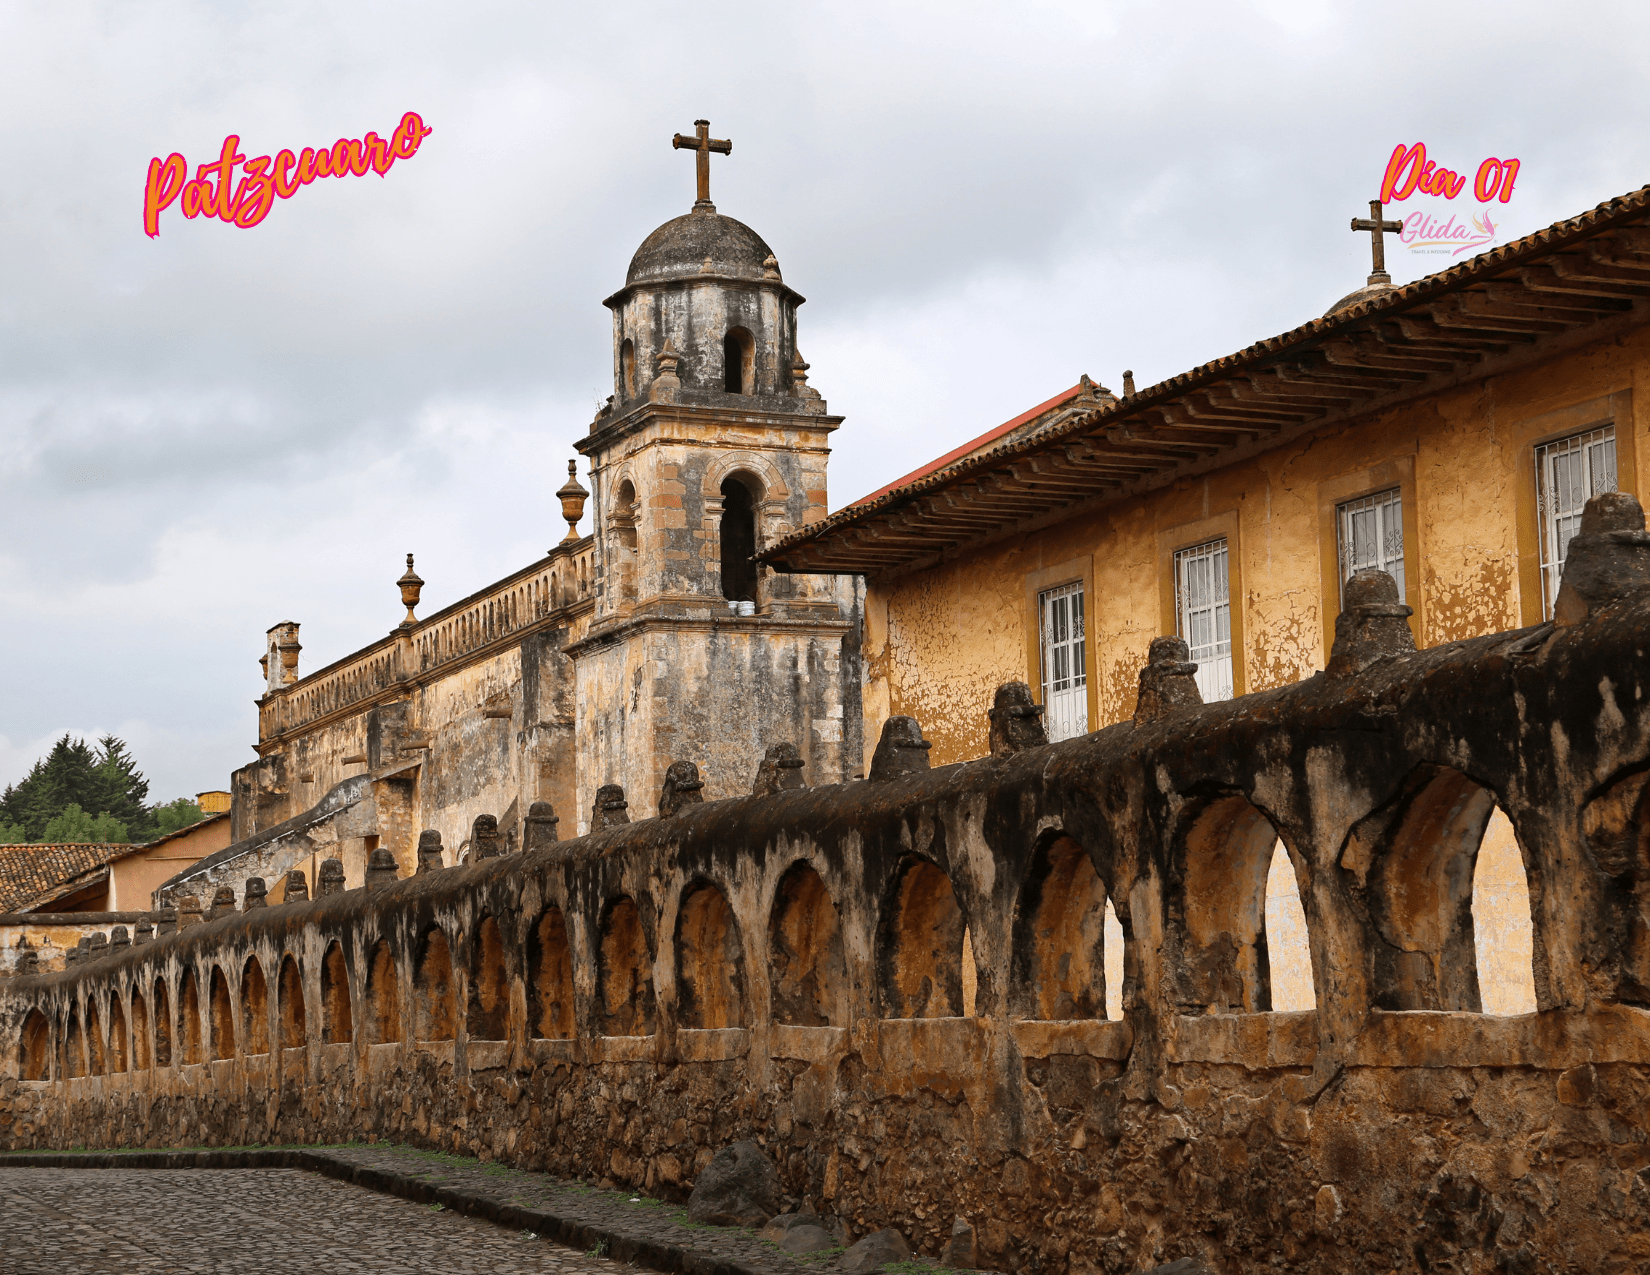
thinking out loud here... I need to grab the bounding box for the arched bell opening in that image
[619,337,637,400]
[1342,764,1528,1012]
[675,880,746,1030]
[208,967,236,1060]
[768,861,847,1027]
[466,913,510,1041]
[1176,795,1314,1013]
[1010,832,1110,1020]
[18,1007,50,1081]
[321,942,353,1044]
[597,896,656,1037]
[723,326,755,394]
[365,939,401,1044]
[278,955,307,1049]
[178,968,204,1065]
[876,857,965,1019]
[241,957,270,1055]
[106,992,128,1073]
[414,926,457,1042]
[528,905,575,1039]
[719,474,760,603]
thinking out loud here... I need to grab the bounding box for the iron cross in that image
[1350,198,1405,285]
[672,120,732,210]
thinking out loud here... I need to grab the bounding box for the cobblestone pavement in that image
[0,1167,635,1274]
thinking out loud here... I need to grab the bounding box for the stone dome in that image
[625,208,777,287]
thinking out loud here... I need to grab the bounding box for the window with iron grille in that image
[1038,582,1088,742]
[1174,538,1233,703]
[1537,425,1616,618]
[1336,488,1405,605]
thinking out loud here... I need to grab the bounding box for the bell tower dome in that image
[567,120,861,822]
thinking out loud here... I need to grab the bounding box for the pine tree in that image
[92,735,150,829]
[0,733,157,842]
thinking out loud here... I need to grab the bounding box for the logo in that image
[1379,142,1520,257]
[143,111,433,237]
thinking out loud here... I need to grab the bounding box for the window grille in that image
[1336,488,1405,604]
[1174,538,1233,702]
[1537,425,1616,618]
[1038,582,1088,742]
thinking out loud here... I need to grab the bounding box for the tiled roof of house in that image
[763,181,1650,578]
[0,842,135,913]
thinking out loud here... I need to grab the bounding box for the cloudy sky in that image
[3,0,1648,802]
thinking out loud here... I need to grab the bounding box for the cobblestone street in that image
[0,1167,633,1274]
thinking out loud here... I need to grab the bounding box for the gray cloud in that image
[4,0,1649,797]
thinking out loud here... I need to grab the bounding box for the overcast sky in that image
[3,0,1649,802]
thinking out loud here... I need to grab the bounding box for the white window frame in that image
[1038,582,1088,742]
[1336,487,1406,605]
[1174,538,1234,703]
[1537,424,1617,618]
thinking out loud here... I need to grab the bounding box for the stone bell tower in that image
[568,120,863,825]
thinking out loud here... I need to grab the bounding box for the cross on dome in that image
[1351,198,1405,286]
[672,119,731,212]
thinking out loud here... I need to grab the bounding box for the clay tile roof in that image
[762,181,1650,579]
[0,842,136,913]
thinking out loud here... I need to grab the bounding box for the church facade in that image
[203,129,862,904]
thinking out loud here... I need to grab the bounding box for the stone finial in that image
[1122,370,1136,397]
[659,761,706,819]
[397,553,425,627]
[761,253,781,281]
[557,460,589,544]
[791,353,824,412]
[524,802,560,852]
[156,906,178,936]
[869,716,933,781]
[592,783,630,831]
[988,682,1048,757]
[365,848,401,892]
[110,926,130,949]
[1078,372,1118,408]
[1327,569,1415,677]
[243,878,268,910]
[67,941,85,968]
[317,859,346,897]
[283,869,310,903]
[1552,491,1650,625]
[207,886,237,921]
[415,830,445,874]
[471,814,503,861]
[1133,637,1204,724]
[134,918,153,945]
[650,341,682,404]
[88,933,108,956]
[752,742,808,797]
[16,939,37,977]
[178,896,203,929]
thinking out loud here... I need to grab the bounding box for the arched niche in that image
[209,967,236,1060]
[414,926,456,1042]
[598,896,655,1037]
[1177,795,1297,1013]
[107,993,128,1073]
[719,475,760,603]
[619,337,637,399]
[1341,764,1518,1012]
[18,1007,50,1081]
[242,956,270,1055]
[528,905,575,1039]
[467,913,509,1041]
[876,857,965,1019]
[130,988,151,1070]
[365,939,402,1044]
[768,861,847,1027]
[178,968,204,1064]
[85,1001,107,1075]
[723,326,754,394]
[64,1008,86,1079]
[152,978,172,1066]
[1011,833,1109,1020]
[675,881,745,1030]
[321,942,353,1044]
[278,955,306,1049]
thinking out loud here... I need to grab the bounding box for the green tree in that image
[149,798,205,838]
[0,733,160,842]
[40,803,129,843]
[0,818,25,844]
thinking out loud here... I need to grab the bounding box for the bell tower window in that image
[619,339,636,399]
[723,328,754,394]
[720,476,759,602]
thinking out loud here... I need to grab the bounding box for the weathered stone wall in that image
[7,537,1650,1273]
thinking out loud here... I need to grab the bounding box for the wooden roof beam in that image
[1517,265,1650,301]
